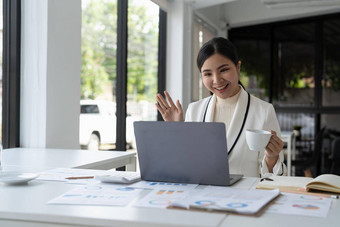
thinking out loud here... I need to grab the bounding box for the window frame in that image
[2,0,21,148]
[116,0,166,150]
[2,0,166,150]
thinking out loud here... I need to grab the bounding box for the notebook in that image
[133,121,243,186]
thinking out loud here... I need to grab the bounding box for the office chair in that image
[329,137,340,175]
[291,127,326,177]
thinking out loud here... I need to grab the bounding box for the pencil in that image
[280,189,339,199]
[65,176,94,180]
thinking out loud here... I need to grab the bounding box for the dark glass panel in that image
[277,112,315,139]
[323,19,340,107]
[273,23,315,107]
[231,26,270,101]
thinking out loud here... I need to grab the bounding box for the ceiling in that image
[191,0,340,9]
[190,0,237,9]
[192,0,340,30]
[262,0,340,8]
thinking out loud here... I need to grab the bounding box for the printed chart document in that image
[48,184,142,206]
[129,180,198,190]
[266,192,332,218]
[169,186,280,215]
[134,188,194,209]
[37,168,108,183]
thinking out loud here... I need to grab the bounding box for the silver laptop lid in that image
[134,121,242,186]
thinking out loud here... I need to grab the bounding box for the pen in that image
[65,176,94,180]
[280,189,339,199]
[260,177,274,182]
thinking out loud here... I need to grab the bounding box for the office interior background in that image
[2,0,340,177]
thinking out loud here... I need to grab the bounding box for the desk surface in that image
[2,148,136,172]
[0,177,339,227]
[1,148,339,227]
[0,181,225,227]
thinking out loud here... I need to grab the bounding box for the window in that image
[193,16,216,101]
[277,112,315,139]
[81,105,100,114]
[323,18,340,107]
[81,0,118,151]
[2,0,21,148]
[273,22,316,107]
[229,13,340,139]
[81,0,164,151]
[231,26,270,102]
[127,0,160,122]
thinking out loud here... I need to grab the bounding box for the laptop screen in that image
[134,121,242,186]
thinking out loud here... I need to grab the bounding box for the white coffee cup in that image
[246,129,272,151]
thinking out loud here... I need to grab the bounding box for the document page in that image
[134,188,194,209]
[48,184,142,206]
[37,168,108,183]
[129,180,198,190]
[266,192,332,218]
[174,186,280,214]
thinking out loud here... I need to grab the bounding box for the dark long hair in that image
[197,37,239,71]
[197,37,244,88]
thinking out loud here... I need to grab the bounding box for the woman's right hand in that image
[155,91,184,122]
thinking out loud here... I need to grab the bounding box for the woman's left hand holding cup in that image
[156,91,184,122]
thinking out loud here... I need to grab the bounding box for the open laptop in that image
[133,121,243,186]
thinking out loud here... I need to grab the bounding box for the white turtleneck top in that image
[213,89,241,133]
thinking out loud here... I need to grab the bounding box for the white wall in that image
[21,0,81,149]
[21,0,47,148]
[166,0,194,111]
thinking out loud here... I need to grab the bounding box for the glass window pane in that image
[277,112,315,139]
[323,19,340,107]
[322,114,340,133]
[273,23,315,107]
[321,114,340,174]
[231,27,271,102]
[127,0,160,149]
[193,18,215,101]
[80,0,117,151]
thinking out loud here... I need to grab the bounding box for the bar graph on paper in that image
[134,189,192,208]
[129,181,198,190]
[47,184,142,206]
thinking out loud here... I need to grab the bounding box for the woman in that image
[156,37,286,177]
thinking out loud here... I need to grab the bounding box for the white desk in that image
[0,181,225,227]
[0,178,339,227]
[281,131,296,176]
[1,148,339,227]
[2,148,136,172]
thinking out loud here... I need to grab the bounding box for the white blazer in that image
[185,87,287,177]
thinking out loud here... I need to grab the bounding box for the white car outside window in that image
[79,100,135,150]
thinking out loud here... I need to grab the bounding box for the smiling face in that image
[201,53,241,99]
